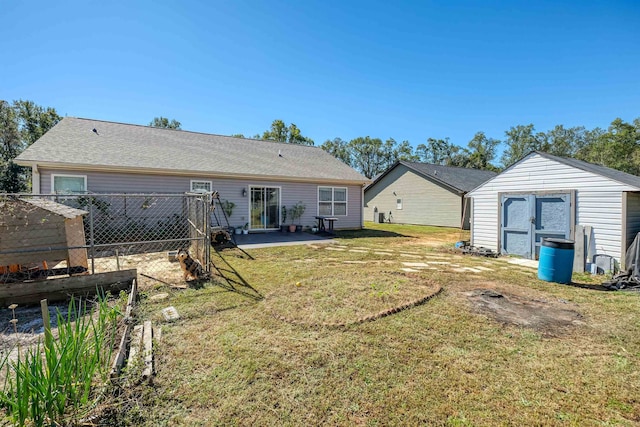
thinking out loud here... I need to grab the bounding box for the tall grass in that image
[0,296,121,426]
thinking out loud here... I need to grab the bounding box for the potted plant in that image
[243,222,249,234]
[235,225,242,235]
[311,224,318,233]
[289,201,306,232]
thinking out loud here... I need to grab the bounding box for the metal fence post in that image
[89,201,95,274]
[204,192,211,273]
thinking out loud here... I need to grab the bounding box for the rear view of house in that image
[15,117,369,232]
[467,151,640,268]
[364,161,496,229]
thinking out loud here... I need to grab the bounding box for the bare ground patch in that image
[466,288,586,336]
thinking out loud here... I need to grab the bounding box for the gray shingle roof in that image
[367,161,497,194]
[16,117,368,184]
[535,151,640,189]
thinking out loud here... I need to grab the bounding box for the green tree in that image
[500,124,546,167]
[578,118,640,175]
[395,140,419,162]
[348,136,386,179]
[0,100,22,192]
[262,119,314,145]
[229,133,246,138]
[0,100,61,192]
[460,132,500,171]
[149,116,181,129]
[415,137,460,165]
[321,137,351,165]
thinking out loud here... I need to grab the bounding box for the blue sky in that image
[1,0,639,155]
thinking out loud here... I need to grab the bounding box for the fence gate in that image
[186,192,211,273]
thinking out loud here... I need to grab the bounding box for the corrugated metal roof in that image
[20,198,87,218]
[16,117,369,184]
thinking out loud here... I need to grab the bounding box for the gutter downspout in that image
[361,184,365,229]
[32,164,40,194]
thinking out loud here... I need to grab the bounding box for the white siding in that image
[468,153,639,262]
[38,168,363,230]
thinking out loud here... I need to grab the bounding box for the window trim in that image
[51,174,87,194]
[317,186,348,217]
[190,180,213,193]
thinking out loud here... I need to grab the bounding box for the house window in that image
[190,180,212,192]
[52,174,86,193]
[396,198,403,210]
[318,186,348,216]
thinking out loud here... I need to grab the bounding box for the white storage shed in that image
[466,152,640,268]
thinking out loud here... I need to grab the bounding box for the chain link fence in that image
[0,193,211,288]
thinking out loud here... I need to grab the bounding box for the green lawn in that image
[112,222,640,426]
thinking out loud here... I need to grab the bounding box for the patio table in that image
[315,216,338,234]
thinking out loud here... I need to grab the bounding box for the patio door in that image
[500,193,571,259]
[250,187,280,230]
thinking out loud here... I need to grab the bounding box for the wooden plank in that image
[573,225,585,273]
[124,324,144,378]
[124,277,138,322]
[0,269,137,307]
[111,278,138,378]
[2,224,66,244]
[142,321,153,380]
[585,225,594,263]
[65,216,88,269]
[0,250,69,266]
[111,321,133,378]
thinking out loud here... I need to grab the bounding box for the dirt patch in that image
[466,288,585,336]
[92,251,187,290]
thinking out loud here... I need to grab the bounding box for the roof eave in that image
[16,159,370,186]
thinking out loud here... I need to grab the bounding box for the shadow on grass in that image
[335,228,413,239]
[211,249,263,301]
[564,281,611,292]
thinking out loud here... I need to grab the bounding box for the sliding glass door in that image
[250,187,280,230]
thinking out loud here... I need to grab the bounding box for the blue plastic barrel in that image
[538,238,575,284]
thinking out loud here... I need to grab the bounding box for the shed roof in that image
[15,117,368,184]
[366,161,497,194]
[535,152,640,190]
[21,198,88,218]
[467,151,640,195]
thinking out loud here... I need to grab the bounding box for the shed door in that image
[501,193,571,259]
[533,194,571,259]
[501,195,534,258]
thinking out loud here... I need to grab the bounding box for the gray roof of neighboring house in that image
[16,117,368,184]
[366,161,498,194]
[535,151,640,189]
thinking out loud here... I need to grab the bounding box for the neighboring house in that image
[15,117,369,231]
[466,151,640,266]
[363,161,497,229]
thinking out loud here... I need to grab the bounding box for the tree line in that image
[245,118,640,179]
[0,100,62,192]
[1,100,639,191]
